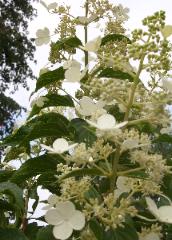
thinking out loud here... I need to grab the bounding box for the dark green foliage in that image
[0,228,29,240]
[28,94,74,119]
[11,154,63,184]
[0,182,24,211]
[101,34,131,46]
[0,0,36,90]
[98,68,134,81]
[0,0,36,141]
[36,67,65,91]
[36,226,56,240]
[0,93,24,139]
[70,118,97,146]
[2,112,71,146]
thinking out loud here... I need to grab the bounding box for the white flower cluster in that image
[45,201,85,240]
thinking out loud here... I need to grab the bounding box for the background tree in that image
[0,0,37,139]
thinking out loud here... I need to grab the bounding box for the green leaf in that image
[25,223,41,240]
[0,228,29,240]
[98,68,134,81]
[0,182,24,211]
[61,168,105,180]
[4,145,29,162]
[0,199,14,211]
[154,134,172,143]
[36,226,56,240]
[101,34,131,45]
[37,172,60,194]
[104,219,138,240]
[11,154,63,184]
[52,36,83,50]
[36,67,65,92]
[3,112,71,146]
[89,219,104,240]
[0,170,14,182]
[70,118,96,146]
[28,94,74,119]
[85,186,102,200]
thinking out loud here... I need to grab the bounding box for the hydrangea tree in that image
[1,0,172,239]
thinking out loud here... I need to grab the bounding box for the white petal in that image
[145,197,159,218]
[122,139,139,149]
[96,100,105,109]
[161,25,172,38]
[80,66,88,79]
[71,60,81,69]
[84,36,101,52]
[78,16,89,24]
[66,143,78,152]
[88,14,98,23]
[113,121,128,130]
[80,96,94,108]
[79,96,96,116]
[53,221,73,240]
[69,210,85,230]
[41,144,54,152]
[56,201,76,219]
[48,194,58,205]
[97,114,116,129]
[116,176,130,192]
[53,138,69,153]
[35,38,44,46]
[65,68,81,82]
[162,78,172,92]
[86,119,99,128]
[158,205,172,223]
[45,208,63,225]
[48,2,58,10]
[40,0,49,11]
[42,204,52,210]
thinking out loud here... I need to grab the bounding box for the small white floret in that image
[146,197,172,223]
[115,176,131,197]
[41,138,78,154]
[45,201,85,240]
[35,27,50,46]
[76,96,105,117]
[161,25,172,38]
[86,113,127,131]
[84,36,102,52]
[162,78,172,93]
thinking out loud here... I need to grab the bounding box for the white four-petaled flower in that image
[161,25,172,38]
[77,14,98,25]
[122,139,139,150]
[63,60,87,82]
[45,201,85,240]
[146,197,172,223]
[41,138,78,154]
[86,113,127,131]
[83,36,102,52]
[115,176,131,197]
[31,96,48,108]
[76,96,105,116]
[162,78,172,93]
[40,1,58,11]
[35,27,50,46]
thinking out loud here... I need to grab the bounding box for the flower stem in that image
[109,37,150,192]
[117,167,145,176]
[84,0,89,67]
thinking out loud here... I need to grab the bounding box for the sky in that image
[11,0,172,109]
